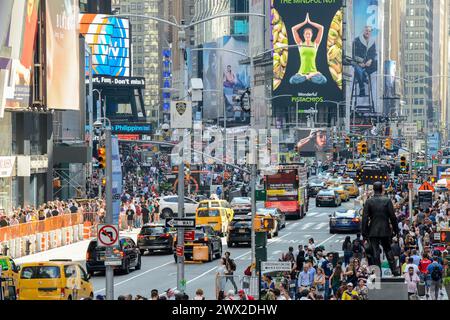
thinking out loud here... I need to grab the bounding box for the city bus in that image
[264,164,308,220]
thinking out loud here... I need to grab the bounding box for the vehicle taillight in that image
[61,288,65,298]
[86,251,91,260]
[352,218,360,223]
[120,251,124,258]
[16,288,19,298]
[204,237,209,242]
[137,234,144,239]
[160,234,170,238]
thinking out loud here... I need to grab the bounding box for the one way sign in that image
[165,218,196,228]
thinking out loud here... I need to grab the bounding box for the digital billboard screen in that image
[271,0,343,114]
[46,0,80,110]
[0,0,40,114]
[295,128,331,154]
[351,0,380,113]
[80,14,130,77]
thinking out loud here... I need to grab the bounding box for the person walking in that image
[404,266,420,300]
[216,258,227,298]
[125,205,135,232]
[362,182,400,275]
[321,252,334,300]
[224,252,238,293]
[427,257,444,300]
[342,236,353,267]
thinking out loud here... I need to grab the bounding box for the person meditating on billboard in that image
[289,13,327,85]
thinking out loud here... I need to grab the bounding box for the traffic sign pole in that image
[105,127,114,300]
[177,157,185,293]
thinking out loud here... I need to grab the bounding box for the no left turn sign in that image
[97,224,119,247]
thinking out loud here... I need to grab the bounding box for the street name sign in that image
[402,123,417,138]
[261,261,292,273]
[165,218,196,228]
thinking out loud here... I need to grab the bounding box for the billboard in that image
[427,132,440,157]
[46,0,80,110]
[221,36,250,126]
[295,128,331,154]
[0,0,40,114]
[201,36,250,125]
[79,14,130,77]
[351,0,380,112]
[271,0,343,114]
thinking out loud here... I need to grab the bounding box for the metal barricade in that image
[215,275,259,299]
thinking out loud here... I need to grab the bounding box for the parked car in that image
[86,237,141,275]
[159,196,199,219]
[17,260,93,300]
[316,190,341,207]
[329,209,362,233]
[230,197,252,215]
[173,225,222,262]
[137,224,174,255]
[227,216,252,247]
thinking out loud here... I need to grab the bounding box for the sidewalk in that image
[15,229,139,265]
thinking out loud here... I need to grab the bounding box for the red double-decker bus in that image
[264,164,308,219]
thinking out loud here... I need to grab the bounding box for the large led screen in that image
[80,14,130,77]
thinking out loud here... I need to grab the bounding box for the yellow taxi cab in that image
[329,185,350,202]
[195,200,234,236]
[326,177,342,187]
[0,256,19,300]
[341,179,360,198]
[17,260,93,300]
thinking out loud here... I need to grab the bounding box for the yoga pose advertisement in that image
[271,0,343,116]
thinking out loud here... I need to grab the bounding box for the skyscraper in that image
[403,0,433,131]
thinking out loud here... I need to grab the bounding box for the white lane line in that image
[94,260,173,293]
[318,212,331,218]
[317,234,337,247]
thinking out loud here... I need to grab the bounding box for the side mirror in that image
[15,265,21,273]
[87,274,91,280]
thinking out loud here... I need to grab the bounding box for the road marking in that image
[307,212,320,217]
[301,223,314,230]
[317,234,337,247]
[313,222,328,230]
[94,260,174,294]
[318,212,330,218]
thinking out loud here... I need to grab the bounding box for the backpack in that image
[229,259,237,272]
[430,265,442,281]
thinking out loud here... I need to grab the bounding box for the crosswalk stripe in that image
[314,222,328,230]
[307,212,320,217]
[301,223,314,230]
[318,212,330,217]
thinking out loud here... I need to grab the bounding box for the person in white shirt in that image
[404,267,420,299]
[403,257,419,275]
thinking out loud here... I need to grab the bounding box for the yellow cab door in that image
[76,265,93,299]
[18,264,64,300]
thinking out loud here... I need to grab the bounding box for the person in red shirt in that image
[238,289,254,300]
[418,253,432,297]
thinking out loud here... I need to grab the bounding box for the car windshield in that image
[140,227,167,235]
[198,209,220,217]
[231,220,251,227]
[20,266,61,279]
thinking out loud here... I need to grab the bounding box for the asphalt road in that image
[90,198,358,299]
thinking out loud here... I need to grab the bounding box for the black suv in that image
[137,224,174,255]
[227,216,252,247]
[86,237,141,275]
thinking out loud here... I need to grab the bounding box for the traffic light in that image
[357,142,363,154]
[400,156,407,172]
[384,138,392,150]
[102,177,106,186]
[98,147,106,169]
[361,142,368,155]
[345,137,351,147]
